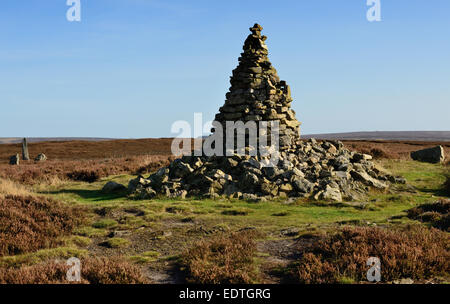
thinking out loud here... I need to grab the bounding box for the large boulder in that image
[410,146,445,164]
[102,181,127,193]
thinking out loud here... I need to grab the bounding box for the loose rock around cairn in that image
[129,138,403,202]
[128,24,403,202]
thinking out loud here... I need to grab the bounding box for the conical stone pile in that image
[128,24,405,202]
[213,23,301,152]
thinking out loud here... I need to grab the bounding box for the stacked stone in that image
[128,139,405,202]
[128,24,405,202]
[213,24,301,152]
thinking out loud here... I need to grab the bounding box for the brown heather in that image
[0,257,149,284]
[288,225,449,283]
[343,140,450,160]
[0,155,173,184]
[181,231,259,284]
[408,199,450,231]
[0,195,85,256]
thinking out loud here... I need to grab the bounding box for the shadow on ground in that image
[44,189,127,201]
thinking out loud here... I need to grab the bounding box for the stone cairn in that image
[213,23,300,153]
[129,24,404,202]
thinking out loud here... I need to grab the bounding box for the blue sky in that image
[0,0,449,138]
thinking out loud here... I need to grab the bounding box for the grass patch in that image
[129,251,160,264]
[73,226,109,238]
[92,219,118,229]
[101,238,130,248]
[64,235,92,247]
[0,247,87,268]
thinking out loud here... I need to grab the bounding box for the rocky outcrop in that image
[410,146,445,164]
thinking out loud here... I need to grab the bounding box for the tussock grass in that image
[0,178,31,198]
[0,247,87,268]
[92,219,118,229]
[101,238,130,248]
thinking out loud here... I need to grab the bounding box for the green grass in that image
[20,159,447,282]
[73,226,109,237]
[102,237,130,248]
[129,251,160,264]
[63,235,92,247]
[92,219,118,229]
[35,160,448,237]
[0,247,88,268]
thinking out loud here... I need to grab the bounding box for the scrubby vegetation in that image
[345,140,450,160]
[0,257,149,284]
[181,231,260,284]
[0,178,31,198]
[287,225,449,283]
[0,195,85,256]
[0,139,449,284]
[408,199,449,231]
[0,155,173,185]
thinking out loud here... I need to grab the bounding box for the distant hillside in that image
[1,131,449,145]
[0,137,114,144]
[302,131,450,142]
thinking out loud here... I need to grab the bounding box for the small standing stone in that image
[9,154,20,165]
[35,153,47,162]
